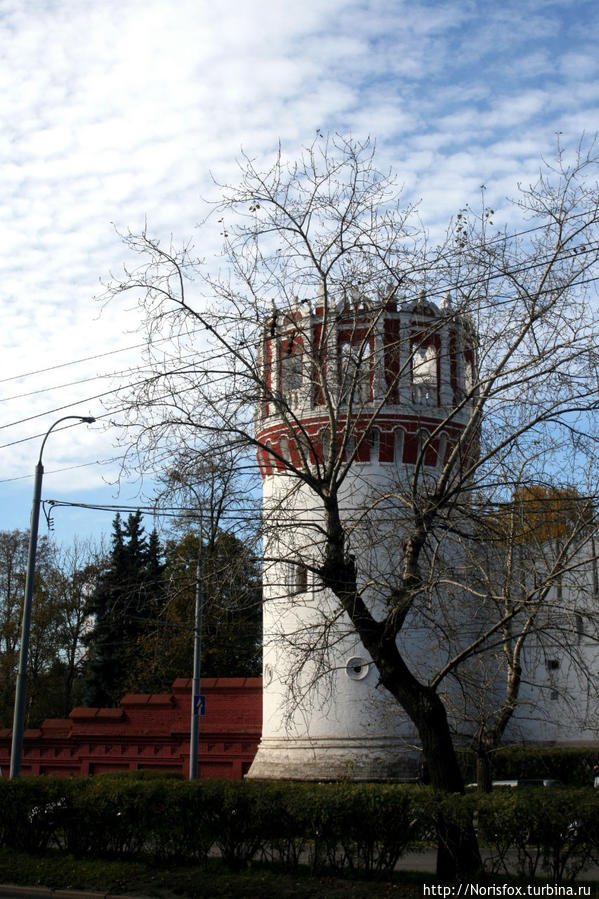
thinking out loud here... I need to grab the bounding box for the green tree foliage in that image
[83,512,166,707]
[130,528,262,693]
[0,531,103,727]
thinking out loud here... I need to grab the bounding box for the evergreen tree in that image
[131,528,261,692]
[83,512,165,707]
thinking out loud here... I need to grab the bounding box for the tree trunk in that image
[321,505,482,878]
[415,688,483,879]
[476,749,493,793]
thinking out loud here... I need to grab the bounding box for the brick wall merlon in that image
[120,694,176,708]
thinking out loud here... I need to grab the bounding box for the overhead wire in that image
[1,216,598,391]
[0,328,207,385]
[2,229,599,482]
[3,256,599,441]
[1,231,597,412]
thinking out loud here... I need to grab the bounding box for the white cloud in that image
[0,0,598,540]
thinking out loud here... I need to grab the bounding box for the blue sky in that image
[1,0,598,547]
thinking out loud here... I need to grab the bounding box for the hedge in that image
[1,776,599,882]
[457,746,599,787]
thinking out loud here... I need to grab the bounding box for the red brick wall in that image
[0,678,262,779]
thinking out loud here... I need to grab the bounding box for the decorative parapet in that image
[0,678,262,778]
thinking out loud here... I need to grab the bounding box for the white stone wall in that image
[247,296,483,781]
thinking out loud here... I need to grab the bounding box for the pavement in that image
[0,889,153,899]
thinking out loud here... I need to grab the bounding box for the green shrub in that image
[460,745,597,787]
[0,776,71,853]
[477,786,599,883]
[301,782,423,875]
[2,775,599,882]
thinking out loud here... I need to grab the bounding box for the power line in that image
[2,220,598,392]
[0,351,237,436]
[0,377,218,448]
[0,329,205,386]
[2,245,599,453]
[0,457,125,485]
[0,345,223,405]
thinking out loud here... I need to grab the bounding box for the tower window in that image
[339,339,372,405]
[281,337,302,397]
[279,435,292,463]
[437,433,448,468]
[288,561,308,595]
[411,343,438,406]
[464,348,475,396]
[345,656,370,680]
[394,429,405,464]
[369,428,379,463]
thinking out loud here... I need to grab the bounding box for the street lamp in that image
[189,524,203,780]
[9,414,95,778]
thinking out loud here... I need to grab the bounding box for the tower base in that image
[245,736,418,781]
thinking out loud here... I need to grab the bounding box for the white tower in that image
[247,293,476,781]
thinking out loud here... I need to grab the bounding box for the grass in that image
[3,848,598,898]
[0,849,426,898]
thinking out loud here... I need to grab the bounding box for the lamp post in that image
[189,509,203,780]
[9,414,95,778]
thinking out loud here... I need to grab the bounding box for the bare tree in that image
[129,449,262,691]
[100,135,599,877]
[51,538,106,715]
[448,485,599,791]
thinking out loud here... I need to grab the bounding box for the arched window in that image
[281,340,302,397]
[263,441,275,475]
[412,343,438,406]
[463,347,475,397]
[296,429,314,469]
[369,428,380,463]
[320,428,331,466]
[339,339,372,405]
[394,428,405,464]
[437,433,448,469]
[279,435,292,463]
[344,431,355,462]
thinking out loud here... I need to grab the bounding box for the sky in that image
[1,0,598,548]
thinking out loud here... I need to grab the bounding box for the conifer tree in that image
[129,528,261,693]
[83,512,165,706]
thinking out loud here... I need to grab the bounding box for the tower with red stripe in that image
[247,290,475,781]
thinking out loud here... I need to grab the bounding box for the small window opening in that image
[279,435,292,463]
[464,348,474,397]
[281,340,302,396]
[345,656,370,680]
[436,433,448,469]
[289,562,308,595]
[369,428,379,463]
[339,341,372,405]
[320,428,331,466]
[412,343,437,406]
[394,429,405,464]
